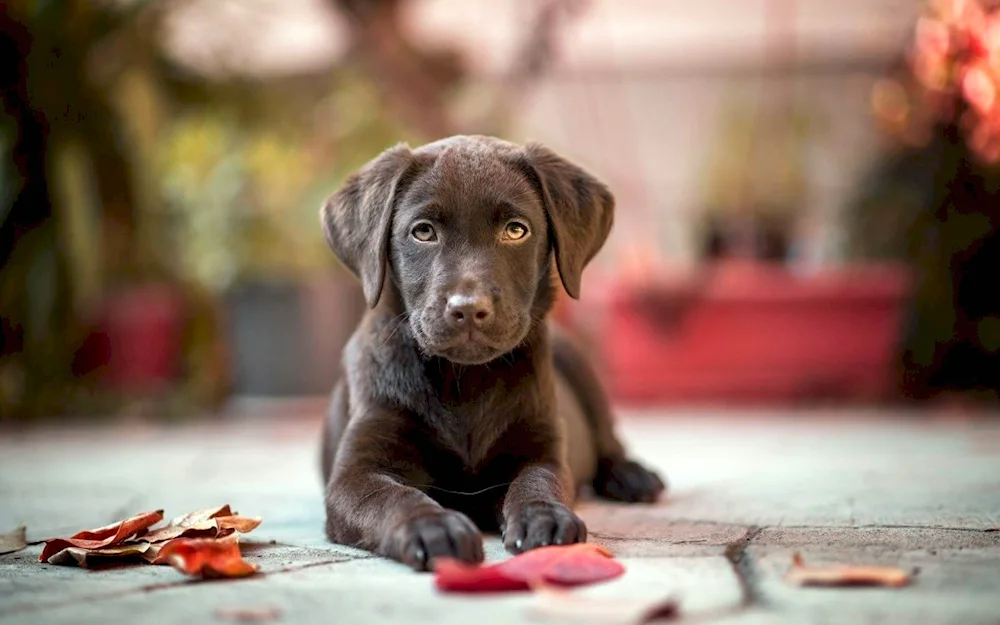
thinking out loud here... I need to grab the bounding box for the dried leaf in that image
[784,552,912,588]
[216,516,263,533]
[0,526,27,555]
[45,542,160,567]
[215,607,282,622]
[37,506,261,570]
[140,505,261,543]
[530,585,680,624]
[39,510,164,564]
[435,544,625,593]
[155,536,259,579]
[173,505,237,527]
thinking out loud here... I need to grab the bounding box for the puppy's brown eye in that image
[411,222,437,242]
[502,221,529,241]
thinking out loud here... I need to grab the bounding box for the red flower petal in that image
[434,559,530,592]
[435,544,625,593]
[500,544,624,586]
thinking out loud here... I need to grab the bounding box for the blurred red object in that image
[598,262,912,405]
[97,284,185,393]
[551,289,573,327]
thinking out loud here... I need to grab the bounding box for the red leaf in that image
[39,510,164,563]
[435,544,625,593]
[154,536,259,579]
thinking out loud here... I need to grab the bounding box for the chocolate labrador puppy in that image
[320,135,665,571]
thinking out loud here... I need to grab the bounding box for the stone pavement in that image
[1,404,999,625]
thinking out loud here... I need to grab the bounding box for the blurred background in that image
[2,0,999,422]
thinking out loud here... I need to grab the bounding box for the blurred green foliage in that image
[700,99,816,220]
[151,69,416,292]
[0,0,428,419]
[695,92,825,260]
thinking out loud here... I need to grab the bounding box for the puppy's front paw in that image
[383,509,484,572]
[593,458,666,503]
[502,501,586,554]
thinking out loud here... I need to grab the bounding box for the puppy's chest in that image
[416,435,524,505]
[425,395,510,470]
[412,451,520,532]
[423,367,529,467]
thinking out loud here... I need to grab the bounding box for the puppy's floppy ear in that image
[320,143,416,308]
[522,142,614,299]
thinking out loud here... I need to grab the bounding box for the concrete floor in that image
[1,404,999,625]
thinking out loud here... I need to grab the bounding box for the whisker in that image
[379,312,410,348]
[353,482,397,509]
[513,315,546,352]
[424,481,514,497]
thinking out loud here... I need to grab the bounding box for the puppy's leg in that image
[501,460,587,553]
[320,380,348,485]
[325,406,484,571]
[551,326,666,503]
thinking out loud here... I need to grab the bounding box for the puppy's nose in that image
[446,293,493,328]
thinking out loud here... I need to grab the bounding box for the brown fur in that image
[319,136,665,571]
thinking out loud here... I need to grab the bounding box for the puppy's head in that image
[320,135,613,365]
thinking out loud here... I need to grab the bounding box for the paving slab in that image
[1,408,999,624]
[735,556,1000,625]
[580,504,751,557]
[0,542,371,616]
[738,527,1000,625]
[620,411,1000,529]
[711,604,1000,625]
[0,550,741,625]
[752,526,1000,554]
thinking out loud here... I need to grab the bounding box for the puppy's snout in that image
[446,293,493,328]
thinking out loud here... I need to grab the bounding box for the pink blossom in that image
[962,64,997,113]
[916,17,951,56]
[899,0,1000,163]
[983,15,1000,58]
[912,48,950,91]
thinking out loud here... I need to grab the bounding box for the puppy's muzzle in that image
[445,293,494,330]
